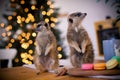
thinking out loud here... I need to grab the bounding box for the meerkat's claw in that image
[80,52,84,56]
[36,72,40,75]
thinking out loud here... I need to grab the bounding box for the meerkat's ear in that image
[69,18,73,23]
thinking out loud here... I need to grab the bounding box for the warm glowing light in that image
[47,12,51,16]
[34,42,36,46]
[50,17,54,21]
[8,43,12,47]
[32,32,36,37]
[5,25,12,31]
[28,50,33,54]
[28,40,33,44]
[11,0,15,2]
[22,32,26,37]
[21,53,27,58]
[22,59,29,64]
[8,25,12,29]
[27,32,30,36]
[31,18,35,22]
[31,5,36,10]
[8,16,12,20]
[27,54,33,60]
[17,35,22,40]
[40,6,44,9]
[28,13,32,17]
[17,15,21,19]
[10,39,15,43]
[28,61,32,64]
[15,58,19,62]
[25,18,30,23]
[2,33,6,37]
[13,12,17,16]
[49,9,54,13]
[50,23,55,28]
[24,8,29,12]
[17,15,22,24]
[21,17,25,22]
[45,18,49,22]
[0,23,5,27]
[58,54,62,59]
[17,19,22,24]
[20,39,25,43]
[21,0,25,4]
[50,4,54,8]
[57,46,62,51]
[27,33,30,38]
[47,1,51,5]
[42,11,46,15]
[21,43,29,49]
[7,32,11,36]
[24,59,29,64]
[25,13,35,23]
[54,18,58,22]
[33,23,37,28]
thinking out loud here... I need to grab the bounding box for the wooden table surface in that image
[0,66,115,80]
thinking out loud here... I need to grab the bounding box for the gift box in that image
[103,39,116,62]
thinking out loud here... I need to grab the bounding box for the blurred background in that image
[0,0,120,68]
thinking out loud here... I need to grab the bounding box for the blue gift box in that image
[103,39,116,62]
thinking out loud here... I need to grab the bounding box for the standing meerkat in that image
[67,12,94,68]
[33,21,59,74]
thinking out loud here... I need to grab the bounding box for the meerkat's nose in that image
[84,13,87,15]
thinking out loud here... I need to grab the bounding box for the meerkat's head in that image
[68,12,87,26]
[35,21,50,32]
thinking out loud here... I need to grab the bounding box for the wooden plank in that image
[68,68,120,76]
[0,67,115,80]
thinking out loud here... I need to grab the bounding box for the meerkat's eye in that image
[37,24,41,28]
[76,13,81,17]
[45,23,48,27]
[69,18,73,23]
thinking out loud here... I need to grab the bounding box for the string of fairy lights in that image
[0,0,63,65]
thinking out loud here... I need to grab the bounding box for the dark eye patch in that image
[45,23,48,27]
[37,24,41,28]
[69,18,73,23]
[77,13,81,17]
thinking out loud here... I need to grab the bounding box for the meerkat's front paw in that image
[36,70,40,75]
[56,67,67,76]
[37,72,40,75]
[82,48,85,54]
[79,52,84,56]
[76,48,82,53]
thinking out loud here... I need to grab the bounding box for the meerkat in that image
[67,12,94,68]
[33,21,59,74]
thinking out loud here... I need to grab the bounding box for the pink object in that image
[81,64,93,70]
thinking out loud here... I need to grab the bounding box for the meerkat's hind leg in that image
[34,55,46,75]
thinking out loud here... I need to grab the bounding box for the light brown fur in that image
[33,21,59,74]
[67,12,94,68]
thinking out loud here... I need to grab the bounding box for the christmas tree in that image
[0,0,66,66]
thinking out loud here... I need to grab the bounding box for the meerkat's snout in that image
[68,12,87,24]
[35,21,49,32]
[84,13,87,16]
